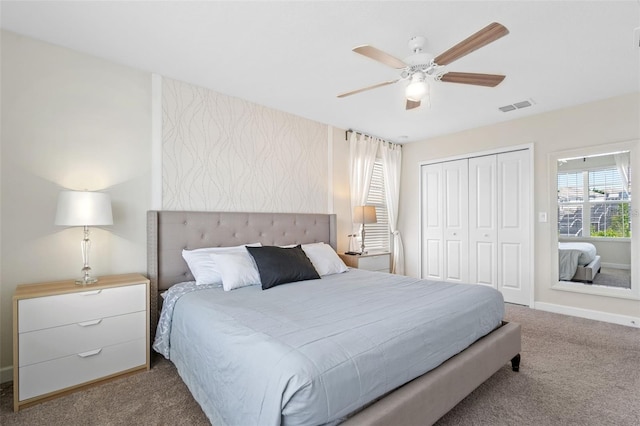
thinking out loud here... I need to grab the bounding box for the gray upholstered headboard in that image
[147,210,337,334]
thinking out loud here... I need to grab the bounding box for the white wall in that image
[331,127,352,254]
[399,93,640,320]
[161,78,328,213]
[0,30,152,377]
[158,76,351,250]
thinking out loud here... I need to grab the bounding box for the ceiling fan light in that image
[405,73,429,101]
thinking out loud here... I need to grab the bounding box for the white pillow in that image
[301,242,348,276]
[209,252,261,291]
[182,243,261,285]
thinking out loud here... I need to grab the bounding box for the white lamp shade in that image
[55,191,113,226]
[352,205,377,224]
[405,73,429,101]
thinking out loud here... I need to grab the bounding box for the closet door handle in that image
[80,290,102,296]
[77,348,102,358]
[77,319,102,327]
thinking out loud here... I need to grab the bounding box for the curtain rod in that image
[344,129,401,148]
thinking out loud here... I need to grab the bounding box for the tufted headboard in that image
[147,211,337,334]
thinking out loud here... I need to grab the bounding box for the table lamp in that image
[353,205,377,254]
[55,190,113,284]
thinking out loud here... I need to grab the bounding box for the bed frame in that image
[571,255,601,283]
[147,210,521,426]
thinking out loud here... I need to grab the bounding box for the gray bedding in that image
[558,242,597,280]
[154,269,504,426]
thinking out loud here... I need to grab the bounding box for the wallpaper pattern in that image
[162,78,328,212]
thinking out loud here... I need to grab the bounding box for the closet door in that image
[497,150,531,305]
[421,160,468,282]
[421,163,443,280]
[442,160,469,283]
[469,155,498,288]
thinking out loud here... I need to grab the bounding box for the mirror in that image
[557,151,631,289]
[552,143,638,299]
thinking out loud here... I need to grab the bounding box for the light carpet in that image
[591,267,631,289]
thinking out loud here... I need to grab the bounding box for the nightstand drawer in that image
[358,255,390,272]
[19,337,146,401]
[13,274,150,412]
[19,311,146,366]
[18,283,146,332]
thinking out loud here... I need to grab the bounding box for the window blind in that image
[364,160,390,251]
[557,166,631,238]
[588,167,629,200]
[557,171,583,202]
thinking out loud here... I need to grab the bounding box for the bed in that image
[147,210,521,426]
[558,242,601,282]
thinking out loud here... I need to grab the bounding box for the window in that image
[558,159,631,238]
[363,160,390,251]
[557,171,584,236]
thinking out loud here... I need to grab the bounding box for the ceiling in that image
[2,1,639,143]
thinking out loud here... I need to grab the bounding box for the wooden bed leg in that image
[511,354,521,372]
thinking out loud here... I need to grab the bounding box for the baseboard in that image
[0,365,13,384]
[534,301,640,328]
[600,262,631,270]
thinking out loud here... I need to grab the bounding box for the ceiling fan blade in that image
[353,45,407,69]
[434,22,509,66]
[337,79,399,98]
[440,72,506,87]
[406,99,421,110]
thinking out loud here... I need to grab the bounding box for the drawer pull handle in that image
[77,319,102,327]
[77,348,102,358]
[81,290,102,296]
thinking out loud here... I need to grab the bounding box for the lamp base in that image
[76,228,99,285]
[75,276,99,285]
[76,264,98,285]
[360,227,367,255]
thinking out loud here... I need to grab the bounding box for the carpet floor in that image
[591,267,631,289]
[1,304,639,425]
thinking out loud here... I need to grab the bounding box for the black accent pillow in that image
[246,245,320,290]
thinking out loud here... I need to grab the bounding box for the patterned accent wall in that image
[162,77,328,212]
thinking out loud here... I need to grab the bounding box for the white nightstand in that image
[13,273,150,412]
[339,252,391,273]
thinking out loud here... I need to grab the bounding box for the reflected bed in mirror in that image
[558,241,601,282]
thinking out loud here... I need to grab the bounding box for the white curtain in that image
[614,152,631,196]
[349,132,380,240]
[380,141,405,275]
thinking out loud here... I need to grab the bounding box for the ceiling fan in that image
[337,22,509,110]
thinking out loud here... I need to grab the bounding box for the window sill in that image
[559,237,631,243]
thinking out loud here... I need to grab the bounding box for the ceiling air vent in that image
[499,99,534,113]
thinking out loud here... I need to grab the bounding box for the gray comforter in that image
[558,242,597,280]
[559,249,582,280]
[154,269,504,426]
